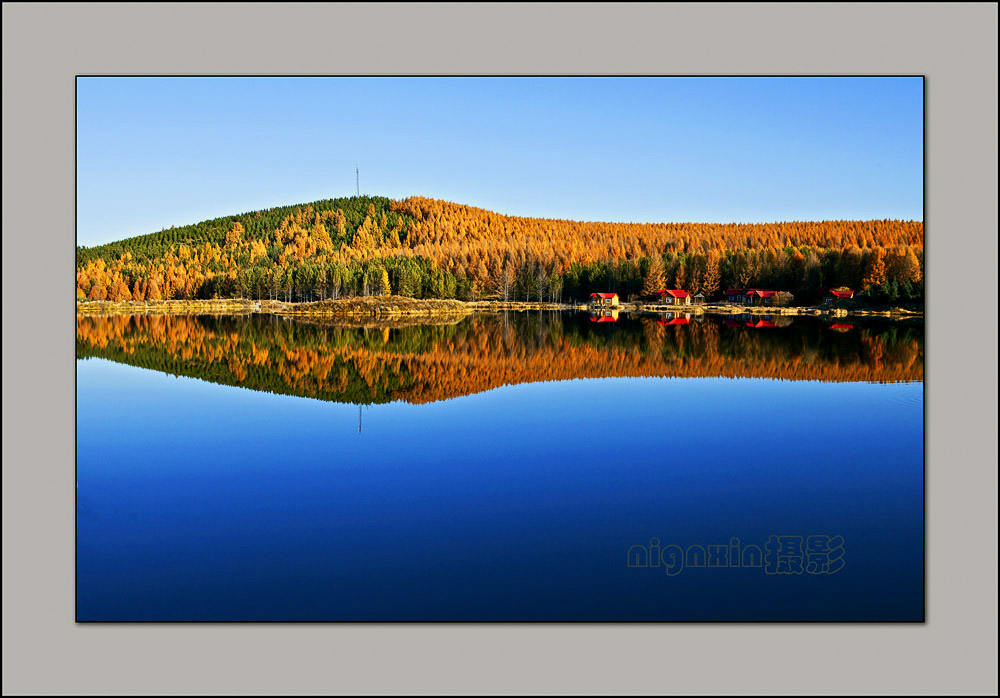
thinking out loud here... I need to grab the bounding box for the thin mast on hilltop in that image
[356,165,360,196]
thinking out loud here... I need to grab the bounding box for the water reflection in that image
[590,309,619,322]
[76,311,923,405]
[76,310,924,621]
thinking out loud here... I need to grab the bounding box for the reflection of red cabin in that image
[745,319,777,328]
[658,289,692,305]
[830,323,854,331]
[590,315,617,323]
[657,318,690,326]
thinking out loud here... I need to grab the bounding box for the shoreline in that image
[74,297,472,318]
[628,302,923,319]
[75,297,923,320]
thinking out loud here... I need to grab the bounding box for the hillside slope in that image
[77,195,924,304]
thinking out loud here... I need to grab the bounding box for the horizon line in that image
[77,194,924,248]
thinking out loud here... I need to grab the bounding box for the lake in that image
[76,311,923,621]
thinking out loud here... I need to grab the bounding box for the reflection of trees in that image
[76,313,924,405]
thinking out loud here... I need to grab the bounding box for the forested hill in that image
[76,196,407,269]
[76,195,924,304]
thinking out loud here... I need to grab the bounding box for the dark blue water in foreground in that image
[76,312,923,620]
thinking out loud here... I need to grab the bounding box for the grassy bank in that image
[465,300,582,312]
[75,297,922,319]
[76,296,472,318]
[632,301,923,318]
[277,295,471,318]
[75,298,274,315]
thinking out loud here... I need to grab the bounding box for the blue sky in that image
[77,77,923,247]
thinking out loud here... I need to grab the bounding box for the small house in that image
[774,291,795,307]
[589,292,620,308]
[744,289,778,305]
[693,293,706,305]
[658,289,692,305]
[825,288,854,304]
[726,288,783,305]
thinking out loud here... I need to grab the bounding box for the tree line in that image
[77,195,923,304]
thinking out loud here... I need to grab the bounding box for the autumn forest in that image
[76,196,924,306]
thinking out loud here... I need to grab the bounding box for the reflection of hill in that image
[287,314,468,331]
[76,313,924,405]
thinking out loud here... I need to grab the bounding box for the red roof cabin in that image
[726,288,778,305]
[744,289,778,305]
[825,288,855,304]
[658,289,692,305]
[589,292,620,308]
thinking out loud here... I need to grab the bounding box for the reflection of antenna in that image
[358,404,362,435]
[356,165,359,196]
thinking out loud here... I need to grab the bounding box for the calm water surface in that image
[76,311,923,620]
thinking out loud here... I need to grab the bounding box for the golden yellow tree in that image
[641,255,666,298]
[702,251,721,298]
[673,261,687,290]
[861,247,888,290]
[225,221,245,247]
